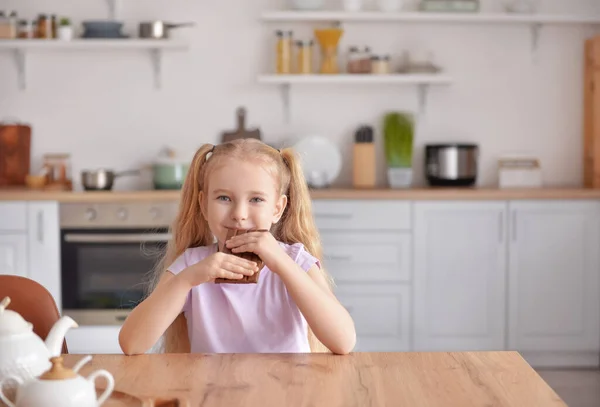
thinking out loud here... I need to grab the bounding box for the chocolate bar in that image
[215,228,264,284]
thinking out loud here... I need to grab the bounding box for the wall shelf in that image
[260,11,600,54]
[260,11,600,24]
[0,39,189,90]
[258,73,453,121]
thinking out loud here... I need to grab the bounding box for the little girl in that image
[119,139,356,355]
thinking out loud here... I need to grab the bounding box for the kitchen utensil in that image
[292,135,342,188]
[138,21,195,39]
[81,20,125,38]
[0,119,31,186]
[221,107,261,143]
[152,147,190,190]
[0,297,78,399]
[425,143,479,187]
[0,355,114,407]
[81,169,140,191]
[353,126,376,188]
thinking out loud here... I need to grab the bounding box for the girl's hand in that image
[225,230,286,272]
[180,252,259,286]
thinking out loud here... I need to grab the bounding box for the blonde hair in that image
[148,138,332,353]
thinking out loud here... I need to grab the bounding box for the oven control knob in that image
[85,208,97,221]
[117,208,128,220]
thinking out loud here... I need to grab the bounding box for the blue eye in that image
[217,196,231,202]
[250,197,264,203]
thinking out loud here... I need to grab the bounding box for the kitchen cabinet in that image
[335,284,411,351]
[27,202,61,310]
[0,234,28,277]
[413,201,508,352]
[0,201,61,308]
[314,199,413,352]
[508,201,600,367]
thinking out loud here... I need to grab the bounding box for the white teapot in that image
[0,296,78,394]
[0,355,114,407]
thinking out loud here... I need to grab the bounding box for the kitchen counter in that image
[1,187,600,202]
[63,352,565,406]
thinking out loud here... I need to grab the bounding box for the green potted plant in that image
[58,17,73,41]
[383,111,414,188]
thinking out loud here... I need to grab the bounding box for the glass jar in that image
[346,46,361,74]
[37,14,51,39]
[371,55,391,74]
[314,27,344,74]
[296,40,314,74]
[17,19,33,39]
[43,153,72,185]
[275,30,293,74]
[51,14,57,38]
[360,46,372,73]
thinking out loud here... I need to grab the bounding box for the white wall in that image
[0,0,598,190]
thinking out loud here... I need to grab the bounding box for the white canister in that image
[378,0,403,12]
[57,26,73,41]
[343,0,363,12]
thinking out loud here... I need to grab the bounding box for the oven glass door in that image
[61,228,170,325]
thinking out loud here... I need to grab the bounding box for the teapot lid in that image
[0,297,33,336]
[39,356,77,381]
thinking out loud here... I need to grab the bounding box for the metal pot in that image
[81,169,140,191]
[425,143,479,187]
[138,21,195,39]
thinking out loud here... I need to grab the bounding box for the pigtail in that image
[148,143,215,354]
[279,148,333,353]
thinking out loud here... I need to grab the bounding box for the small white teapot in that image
[0,296,79,391]
[0,355,114,407]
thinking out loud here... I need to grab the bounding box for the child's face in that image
[201,158,287,246]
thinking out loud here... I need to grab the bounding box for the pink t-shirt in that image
[167,241,320,353]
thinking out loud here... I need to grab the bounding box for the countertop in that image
[62,352,565,407]
[2,187,600,202]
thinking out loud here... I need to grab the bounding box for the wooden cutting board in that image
[0,122,31,186]
[221,107,261,143]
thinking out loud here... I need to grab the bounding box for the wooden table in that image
[62,352,566,407]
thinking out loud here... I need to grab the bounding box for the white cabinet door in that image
[335,284,411,352]
[413,201,508,351]
[0,234,28,277]
[508,201,600,354]
[27,202,61,310]
[321,231,412,283]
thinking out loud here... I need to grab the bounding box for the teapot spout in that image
[45,316,78,357]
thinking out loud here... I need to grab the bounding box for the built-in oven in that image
[59,201,178,326]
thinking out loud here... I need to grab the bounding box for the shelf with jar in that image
[259,25,452,122]
[261,0,600,55]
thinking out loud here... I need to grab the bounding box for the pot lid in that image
[39,356,77,381]
[0,297,33,336]
[154,146,193,165]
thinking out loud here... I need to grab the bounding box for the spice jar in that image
[51,14,57,38]
[360,46,372,73]
[43,154,72,186]
[296,39,314,74]
[275,30,293,74]
[371,55,391,74]
[37,14,52,39]
[17,20,33,39]
[347,46,361,74]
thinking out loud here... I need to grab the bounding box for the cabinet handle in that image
[37,211,44,243]
[498,212,504,242]
[314,213,353,219]
[512,211,517,242]
[326,255,352,262]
